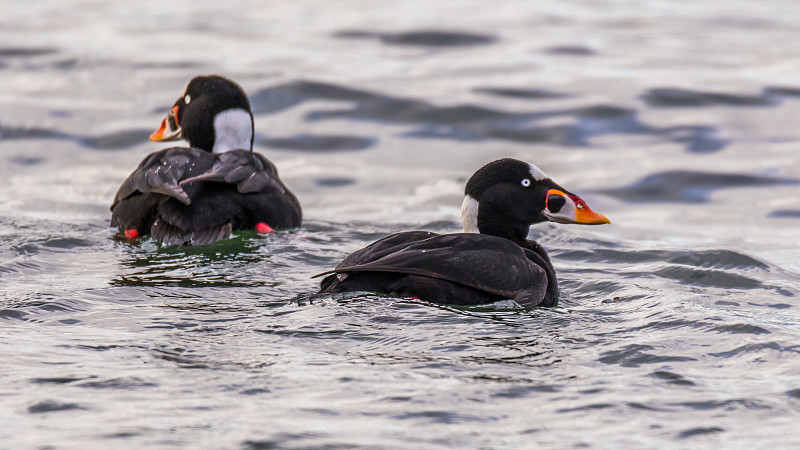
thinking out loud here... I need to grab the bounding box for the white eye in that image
[521,178,531,187]
[184,94,191,104]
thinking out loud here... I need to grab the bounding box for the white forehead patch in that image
[528,163,549,181]
[212,108,253,153]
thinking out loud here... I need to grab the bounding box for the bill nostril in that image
[547,194,566,213]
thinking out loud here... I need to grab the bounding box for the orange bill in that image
[150,105,181,141]
[544,189,610,225]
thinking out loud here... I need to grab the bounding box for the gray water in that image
[2,0,800,448]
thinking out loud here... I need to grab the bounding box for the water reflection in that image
[110,233,281,288]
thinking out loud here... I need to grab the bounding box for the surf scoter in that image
[316,158,609,307]
[110,75,301,245]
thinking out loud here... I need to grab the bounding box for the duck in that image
[110,75,302,245]
[315,158,609,307]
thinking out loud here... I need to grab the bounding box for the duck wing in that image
[178,150,301,229]
[111,147,213,209]
[179,150,287,195]
[111,148,301,243]
[316,232,547,299]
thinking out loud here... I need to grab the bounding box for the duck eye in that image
[521,178,531,187]
[184,94,191,104]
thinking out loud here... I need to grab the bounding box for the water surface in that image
[2,0,800,448]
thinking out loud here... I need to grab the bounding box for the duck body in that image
[110,75,301,245]
[317,158,609,307]
[111,147,300,245]
[318,231,558,307]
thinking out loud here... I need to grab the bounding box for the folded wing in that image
[319,232,547,299]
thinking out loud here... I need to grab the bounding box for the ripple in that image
[764,86,800,97]
[556,248,770,271]
[483,124,586,145]
[666,249,769,270]
[650,371,696,386]
[0,47,58,57]
[708,342,800,358]
[249,80,370,115]
[41,237,95,250]
[598,170,799,203]
[7,156,44,166]
[76,377,158,389]
[28,400,87,414]
[313,177,355,188]
[257,134,375,152]
[709,324,770,334]
[392,410,496,423]
[243,436,323,449]
[653,266,763,289]
[0,124,65,140]
[662,125,728,153]
[1,123,148,150]
[78,129,151,150]
[597,344,697,367]
[333,30,497,47]
[556,403,615,413]
[675,399,772,411]
[0,309,28,320]
[30,377,87,384]
[490,385,560,398]
[110,234,284,288]
[473,87,570,100]
[769,209,800,219]
[248,80,730,153]
[545,45,596,56]
[677,427,725,439]
[642,88,776,108]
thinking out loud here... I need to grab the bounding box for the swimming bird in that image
[316,158,609,307]
[110,75,302,245]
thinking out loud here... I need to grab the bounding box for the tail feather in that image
[151,217,232,246]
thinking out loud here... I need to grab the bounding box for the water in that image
[2,0,800,447]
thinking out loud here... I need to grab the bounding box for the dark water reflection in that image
[2,0,800,448]
[333,30,498,47]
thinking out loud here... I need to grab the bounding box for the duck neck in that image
[524,240,559,307]
[474,198,531,246]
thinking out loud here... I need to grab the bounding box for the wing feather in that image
[111,147,212,208]
[318,232,547,298]
[179,150,286,195]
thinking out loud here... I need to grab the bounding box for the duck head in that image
[461,158,609,244]
[149,75,254,153]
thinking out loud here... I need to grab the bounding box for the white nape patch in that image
[461,195,480,233]
[528,163,549,181]
[212,108,253,153]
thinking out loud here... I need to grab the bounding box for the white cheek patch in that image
[212,108,253,153]
[461,195,479,233]
[528,163,549,181]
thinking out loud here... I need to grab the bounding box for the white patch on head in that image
[212,108,253,153]
[528,163,549,181]
[461,195,480,233]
